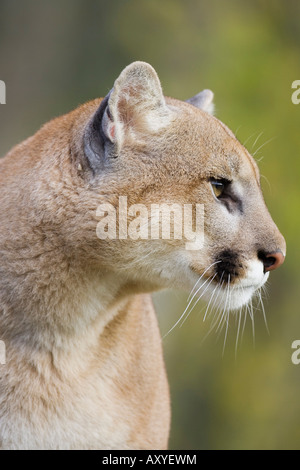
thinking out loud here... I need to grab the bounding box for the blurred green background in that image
[0,0,299,450]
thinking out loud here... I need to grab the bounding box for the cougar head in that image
[81,61,286,313]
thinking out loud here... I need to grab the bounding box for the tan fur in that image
[0,62,285,449]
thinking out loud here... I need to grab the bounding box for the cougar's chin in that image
[223,284,259,310]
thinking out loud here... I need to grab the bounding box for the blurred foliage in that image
[0,0,300,450]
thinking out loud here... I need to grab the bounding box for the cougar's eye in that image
[210,178,228,198]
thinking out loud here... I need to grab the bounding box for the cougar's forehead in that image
[173,102,261,185]
[214,118,260,181]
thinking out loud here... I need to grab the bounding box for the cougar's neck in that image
[0,245,135,356]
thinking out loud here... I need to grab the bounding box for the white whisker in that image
[221,276,231,355]
[258,288,269,335]
[187,261,220,303]
[180,273,218,328]
[253,136,276,157]
[235,309,242,357]
[243,131,260,147]
[241,305,248,342]
[200,280,224,344]
[203,279,220,322]
[216,276,231,335]
[251,131,264,150]
[247,300,255,348]
[163,264,219,338]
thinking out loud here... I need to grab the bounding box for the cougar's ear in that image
[186,89,214,115]
[104,62,171,147]
[84,62,171,172]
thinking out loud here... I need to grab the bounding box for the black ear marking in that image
[83,93,116,174]
[106,105,113,121]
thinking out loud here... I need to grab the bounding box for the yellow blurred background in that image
[0,0,299,449]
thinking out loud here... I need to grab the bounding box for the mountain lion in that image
[0,62,285,449]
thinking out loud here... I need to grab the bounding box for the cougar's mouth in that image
[213,249,244,284]
[189,254,269,311]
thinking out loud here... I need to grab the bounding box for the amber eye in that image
[210,178,227,198]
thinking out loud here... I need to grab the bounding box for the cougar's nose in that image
[258,250,285,273]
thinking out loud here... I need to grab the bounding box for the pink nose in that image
[259,250,285,273]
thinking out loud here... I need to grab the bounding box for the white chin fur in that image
[223,285,258,310]
[197,260,269,311]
